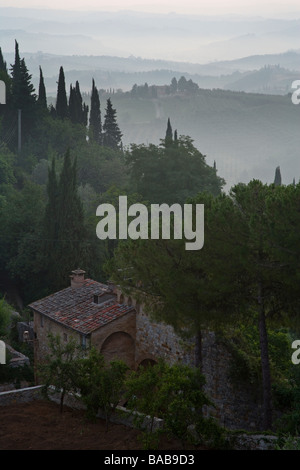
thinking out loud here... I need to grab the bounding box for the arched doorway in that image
[100,331,135,369]
[138,358,157,369]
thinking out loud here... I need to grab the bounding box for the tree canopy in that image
[125,135,225,204]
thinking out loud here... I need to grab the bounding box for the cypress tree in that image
[56,66,68,119]
[69,81,88,126]
[68,84,76,123]
[102,98,122,149]
[44,150,87,291]
[56,149,86,288]
[0,47,9,112]
[165,117,173,146]
[43,158,59,292]
[0,47,7,73]
[75,81,88,126]
[274,166,282,186]
[89,79,102,144]
[37,66,47,110]
[44,158,59,250]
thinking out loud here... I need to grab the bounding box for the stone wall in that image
[6,343,30,368]
[135,306,195,367]
[201,331,263,431]
[117,290,265,431]
[34,311,81,364]
[0,385,42,406]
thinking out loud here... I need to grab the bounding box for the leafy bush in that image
[125,359,226,449]
[77,347,129,430]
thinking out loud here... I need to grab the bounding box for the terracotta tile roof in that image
[29,279,134,335]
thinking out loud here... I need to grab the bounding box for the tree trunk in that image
[258,282,272,430]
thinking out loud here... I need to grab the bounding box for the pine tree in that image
[102,98,122,150]
[7,41,37,150]
[37,66,47,110]
[10,42,36,111]
[56,66,68,119]
[10,40,21,105]
[89,79,102,144]
[274,166,282,186]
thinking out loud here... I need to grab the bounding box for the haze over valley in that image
[0,5,299,190]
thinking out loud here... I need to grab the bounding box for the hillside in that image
[103,88,300,190]
[2,50,299,96]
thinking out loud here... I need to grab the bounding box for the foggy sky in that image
[3,0,300,16]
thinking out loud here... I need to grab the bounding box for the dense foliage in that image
[0,41,221,304]
[108,180,300,430]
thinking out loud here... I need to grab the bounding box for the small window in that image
[81,335,87,349]
[40,315,44,327]
[63,333,68,342]
[93,295,98,304]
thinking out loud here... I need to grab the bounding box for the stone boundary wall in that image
[0,385,163,433]
[6,344,30,368]
[0,385,285,449]
[0,385,42,406]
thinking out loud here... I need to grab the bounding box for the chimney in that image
[107,280,117,294]
[70,268,86,288]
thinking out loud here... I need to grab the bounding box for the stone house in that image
[29,268,265,431]
[29,269,193,370]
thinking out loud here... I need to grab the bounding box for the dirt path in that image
[0,400,207,451]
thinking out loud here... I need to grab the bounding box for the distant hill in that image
[1,8,300,62]
[2,49,299,96]
[101,88,300,191]
[1,38,299,191]
[214,50,300,73]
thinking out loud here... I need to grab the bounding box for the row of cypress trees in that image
[0,41,123,152]
[50,65,122,149]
